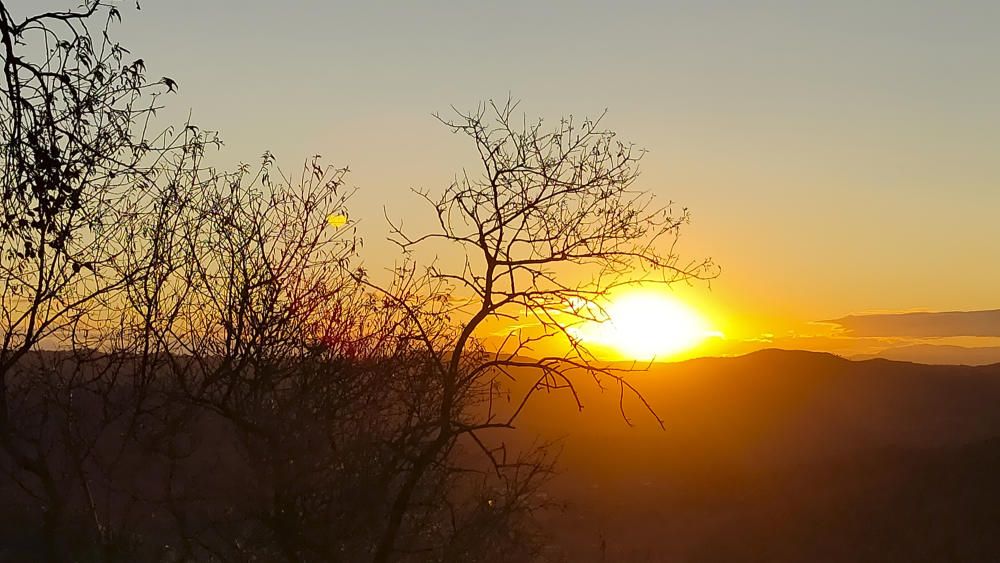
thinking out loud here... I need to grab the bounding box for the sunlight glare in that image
[572,289,719,360]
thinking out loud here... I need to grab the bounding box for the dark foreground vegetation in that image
[4,347,1000,562]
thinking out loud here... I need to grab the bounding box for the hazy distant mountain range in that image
[851,343,1000,366]
[821,308,1000,366]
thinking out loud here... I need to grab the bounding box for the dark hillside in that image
[505,350,1000,561]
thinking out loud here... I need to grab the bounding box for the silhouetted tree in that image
[0,1,213,559]
[0,4,713,562]
[0,4,562,556]
[136,155,555,561]
[371,99,716,561]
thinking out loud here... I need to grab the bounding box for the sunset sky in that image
[57,0,999,360]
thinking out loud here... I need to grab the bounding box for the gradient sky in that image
[16,0,1000,352]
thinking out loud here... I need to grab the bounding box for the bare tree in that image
[372,99,717,561]
[0,4,558,558]
[0,1,214,559]
[138,154,552,562]
[1,3,716,561]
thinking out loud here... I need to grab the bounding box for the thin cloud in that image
[826,309,1000,338]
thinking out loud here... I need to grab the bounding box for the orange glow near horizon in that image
[571,288,723,361]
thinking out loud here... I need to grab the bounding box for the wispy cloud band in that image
[826,309,1000,338]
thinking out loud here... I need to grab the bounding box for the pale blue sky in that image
[12,0,1000,335]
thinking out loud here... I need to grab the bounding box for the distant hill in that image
[510,349,1000,468]
[500,349,1000,561]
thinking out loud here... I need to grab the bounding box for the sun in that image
[571,289,719,360]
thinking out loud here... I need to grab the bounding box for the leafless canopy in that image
[372,99,717,560]
[0,3,715,561]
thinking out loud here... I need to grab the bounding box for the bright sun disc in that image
[572,290,718,360]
